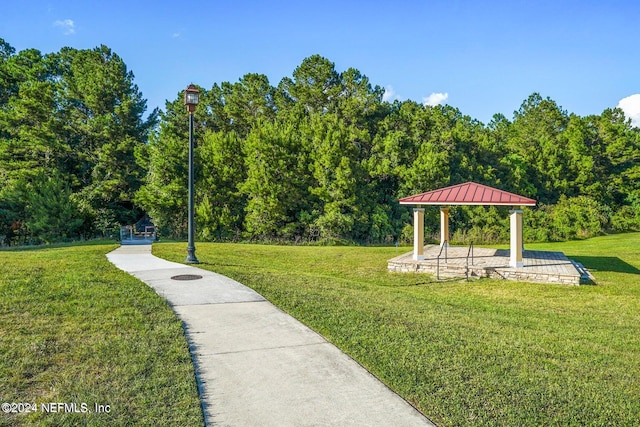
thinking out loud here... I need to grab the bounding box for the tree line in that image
[2,39,639,246]
[0,38,156,245]
[139,55,640,244]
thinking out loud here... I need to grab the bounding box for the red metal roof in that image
[399,182,537,206]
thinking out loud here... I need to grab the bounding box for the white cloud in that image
[172,32,181,38]
[383,85,400,102]
[422,92,449,106]
[54,19,75,35]
[617,94,640,128]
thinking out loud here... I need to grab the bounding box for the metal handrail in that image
[436,240,448,280]
[465,242,474,281]
[120,225,133,241]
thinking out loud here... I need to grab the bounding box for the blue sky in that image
[2,0,639,125]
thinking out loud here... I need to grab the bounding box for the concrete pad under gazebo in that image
[389,182,594,285]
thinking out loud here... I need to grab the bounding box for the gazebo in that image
[399,182,536,268]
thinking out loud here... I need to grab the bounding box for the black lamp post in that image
[184,84,199,264]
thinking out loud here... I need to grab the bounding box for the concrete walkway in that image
[106,245,434,426]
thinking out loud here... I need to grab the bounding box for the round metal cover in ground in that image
[170,274,203,281]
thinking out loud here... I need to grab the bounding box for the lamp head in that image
[184,84,199,113]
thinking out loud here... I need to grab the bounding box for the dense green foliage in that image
[139,55,640,243]
[153,233,640,426]
[0,242,203,426]
[0,38,156,245]
[3,36,639,245]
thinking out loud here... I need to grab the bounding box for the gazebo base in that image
[388,245,594,285]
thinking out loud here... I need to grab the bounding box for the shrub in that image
[610,205,640,232]
[549,195,609,240]
[524,205,551,242]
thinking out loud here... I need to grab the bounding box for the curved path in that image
[107,244,434,426]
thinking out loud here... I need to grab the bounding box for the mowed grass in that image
[0,242,203,426]
[154,233,640,426]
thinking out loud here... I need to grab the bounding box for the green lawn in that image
[0,242,203,426]
[154,233,640,426]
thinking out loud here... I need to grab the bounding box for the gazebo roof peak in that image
[399,182,536,206]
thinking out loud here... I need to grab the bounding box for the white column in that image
[510,209,523,268]
[440,207,450,247]
[413,208,425,261]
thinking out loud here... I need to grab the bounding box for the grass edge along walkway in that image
[0,242,204,426]
[153,233,640,426]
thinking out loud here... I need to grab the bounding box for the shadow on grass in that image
[569,255,640,275]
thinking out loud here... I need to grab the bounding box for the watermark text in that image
[2,402,111,414]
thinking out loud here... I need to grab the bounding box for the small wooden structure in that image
[120,223,156,245]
